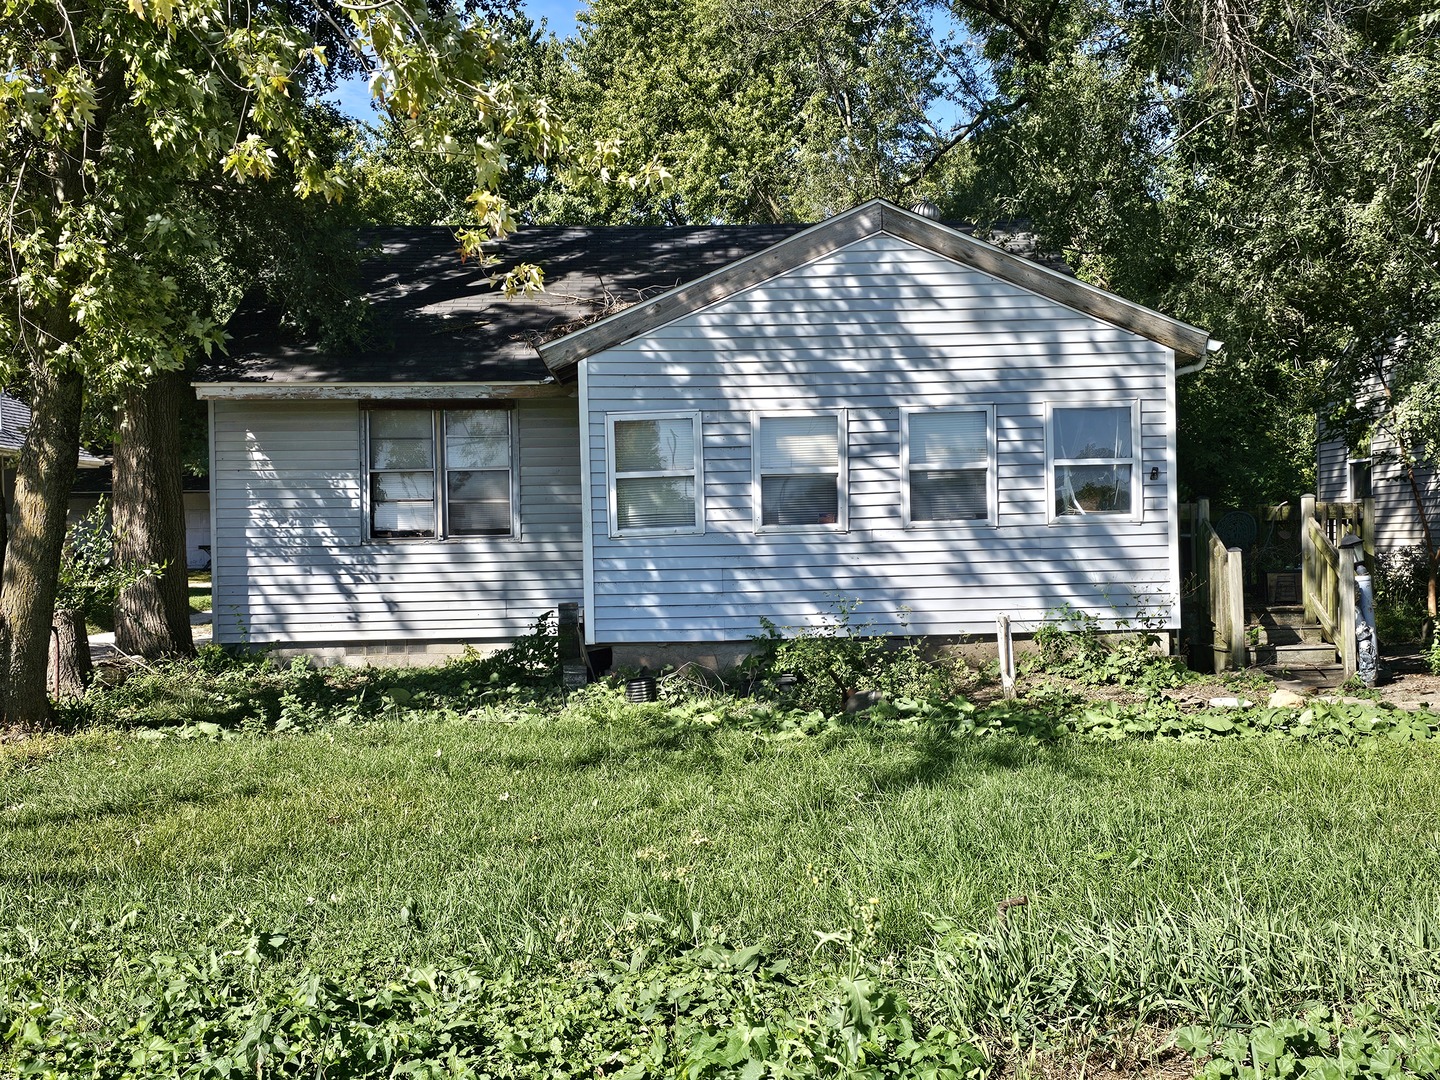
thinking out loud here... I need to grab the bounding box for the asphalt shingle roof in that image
[200,225,811,385]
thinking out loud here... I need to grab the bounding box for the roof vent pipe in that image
[910,200,942,220]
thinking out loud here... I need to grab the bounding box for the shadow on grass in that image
[859,724,1092,794]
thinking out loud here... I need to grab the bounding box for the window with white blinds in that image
[606,412,703,536]
[366,407,513,539]
[902,408,995,525]
[754,413,845,529]
[1047,402,1141,521]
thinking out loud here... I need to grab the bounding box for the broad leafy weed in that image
[1,915,986,1079]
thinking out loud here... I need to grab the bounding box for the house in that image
[1316,396,1440,558]
[68,467,213,569]
[1,392,108,533]
[196,200,1218,667]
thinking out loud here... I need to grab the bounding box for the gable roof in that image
[538,200,1218,377]
[197,224,809,395]
[0,392,107,467]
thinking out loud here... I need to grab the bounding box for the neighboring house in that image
[68,467,213,569]
[1,392,107,522]
[196,200,1218,665]
[1316,381,1440,555]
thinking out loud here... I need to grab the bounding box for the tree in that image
[1,0,560,723]
[355,0,959,226]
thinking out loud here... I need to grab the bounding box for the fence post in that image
[1338,542,1358,680]
[1362,496,1376,559]
[1300,494,1317,625]
[1226,547,1246,671]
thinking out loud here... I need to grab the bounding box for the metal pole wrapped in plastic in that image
[1341,535,1379,687]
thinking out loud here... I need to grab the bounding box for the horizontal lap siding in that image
[585,233,1178,640]
[1371,432,1440,551]
[213,399,583,644]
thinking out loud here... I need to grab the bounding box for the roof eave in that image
[192,379,564,401]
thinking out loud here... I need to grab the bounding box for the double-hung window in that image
[607,412,703,536]
[754,412,846,530]
[367,407,513,539]
[1047,402,1141,521]
[902,407,995,526]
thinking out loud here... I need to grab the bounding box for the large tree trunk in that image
[1,365,86,726]
[114,367,194,657]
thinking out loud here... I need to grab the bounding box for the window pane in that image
[1054,407,1131,460]
[448,469,511,535]
[757,416,838,471]
[761,474,838,526]
[371,438,434,469]
[912,469,988,521]
[614,417,695,473]
[910,411,987,467]
[373,472,434,501]
[446,411,510,469]
[445,410,509,439]
[1055,464,1132,515]
[370,410,433,439]
[616,476,696,530]
[371,472,435,536]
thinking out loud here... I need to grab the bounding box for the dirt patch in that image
[986,1027,1199,1080]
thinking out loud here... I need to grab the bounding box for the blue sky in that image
[324,0,583,119]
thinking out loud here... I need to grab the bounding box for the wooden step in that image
[1255,605,1312,629]
[1248,641,1340,667]
[1253,624,1325,645]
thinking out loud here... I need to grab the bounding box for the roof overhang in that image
[194,380,566,402]
[537,199,1219,377]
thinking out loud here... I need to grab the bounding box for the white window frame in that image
[900,406,998,528]
[605,410,704,538]
[362,406,518,542]
[751,410,848,533]
[1044,399,1144,524]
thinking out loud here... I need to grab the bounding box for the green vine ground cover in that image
[4,658,1440,1077]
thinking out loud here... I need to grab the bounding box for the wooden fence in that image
[1301,494,1358,678]
[1187,498,1245,671]
[1182,495,1369,675]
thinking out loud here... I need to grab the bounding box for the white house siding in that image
[211,397,583,645]
[583,233,1179,642]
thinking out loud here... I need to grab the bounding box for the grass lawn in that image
[5,657,1440,1077]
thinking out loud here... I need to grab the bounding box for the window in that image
[366,407,513,539]
[902,407,995,526]
[754,412,846,530]
[1047,403,1140,520]
[606,412,702,536]
[1347,458,1373,500]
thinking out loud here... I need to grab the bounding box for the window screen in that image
[757,414,841,527]
[610,415,700,533]
[907,410,990,522]
[366,408,512,539]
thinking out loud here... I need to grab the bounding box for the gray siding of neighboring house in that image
[1317,375,1440,552]
[1316,434,1348,502]
[211,397,583,645]
[1369,431,1440,552]
[582,233,1180,642]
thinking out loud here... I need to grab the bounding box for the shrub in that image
[743,600,973,714]
[1032,603,1186,690]
[1372,546,1430,644]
